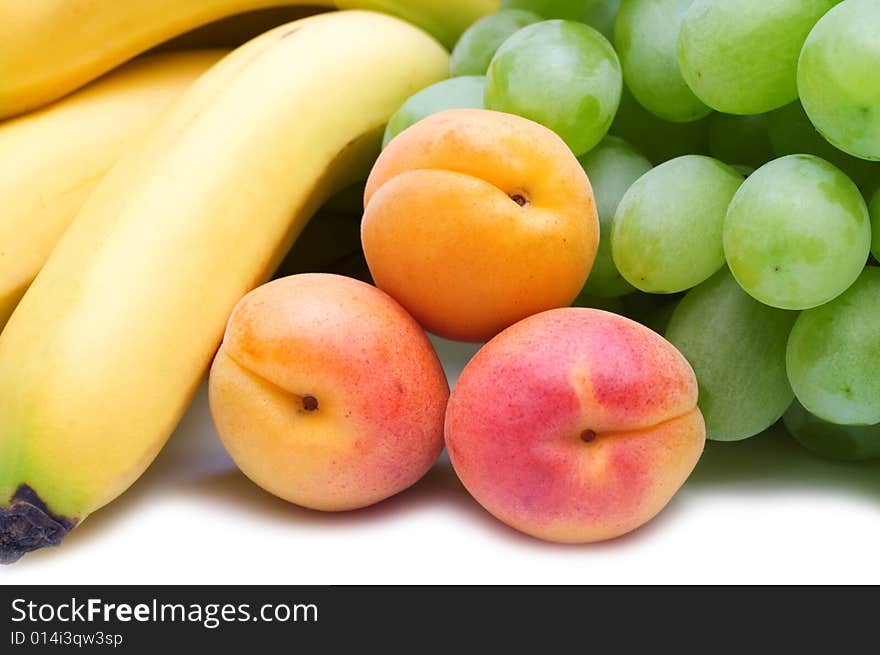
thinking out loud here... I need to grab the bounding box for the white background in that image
[4,336,880,585]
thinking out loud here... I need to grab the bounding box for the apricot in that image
[445,307,706,543]
[362,108,599,342]
[209,273,449,511]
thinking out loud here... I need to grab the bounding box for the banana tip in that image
[0,485,75,564]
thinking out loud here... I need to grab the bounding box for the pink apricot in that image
[445,307,705,543]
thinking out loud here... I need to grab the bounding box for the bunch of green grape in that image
[381,0,880,460]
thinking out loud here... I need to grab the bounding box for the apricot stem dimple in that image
[302,395,319,411]
[510,193,528,207]
[580,429,597,443]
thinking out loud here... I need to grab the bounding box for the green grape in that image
[723,154,871,310]
[666,268,798,441]
[767,101,879,188]
[677,0,839,115]
[577,136,652,298]
[614,0,710,123]
[611,155,743,293]
[871,189,880,260]
[784,399,880,461]
[382,76,486,148]
[708,112,774,169]
[786,267,880,426]
[450,9,543,77]
[798,0,880,161]
[610,86,711,164]
[485,20,621,156]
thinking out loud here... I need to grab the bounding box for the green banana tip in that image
[0,485,75,564]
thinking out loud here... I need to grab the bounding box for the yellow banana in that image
[0,10,448,563]
[0,0,497,118]
[0,51,227,332]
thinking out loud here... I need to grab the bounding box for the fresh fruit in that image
[612,155,743,294]
[0,0,493,119]
[708,112,774,170]
[610,86,711,164]
[382,76,486,148]
[798,0,880,161]
[615,0,710,123]
[677,0,839,115]
[767,101,878,188]
[666,268,798,441]
[0,50,225,332]
[784,400,880,462]
[362,108,599,342]
[445,307,705,543]
[577,136,652,298]
[723,154,871,310]
[786,267,880,426]
[450,9,543,76]
[485,19,622,156]
[0,11,449,564]
[209,274,449,511]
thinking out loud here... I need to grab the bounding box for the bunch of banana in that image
[0,51,227,331]
[0,10,449,564]
[0,0,497,119]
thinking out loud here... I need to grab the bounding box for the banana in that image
[0,10,449,563]
[0,51,227,332]
[0,0,497,119]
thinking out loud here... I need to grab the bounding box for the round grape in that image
[677,0,839,115]
[798,0,880,161]
[485,20,621,156]
[786,267,880,426]
[612,155,743,293]
[724,155,871,310]
[615,0,710,123]
[666,268,798,441]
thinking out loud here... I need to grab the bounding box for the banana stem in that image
[0,486,74,564]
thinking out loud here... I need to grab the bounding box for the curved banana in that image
[0,50,227,332]
[0,0,496,118]
[0,10,448,564]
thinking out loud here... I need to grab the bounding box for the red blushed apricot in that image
[445,307,706,543]
[209,273,449,512]
[362,108,599,343]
